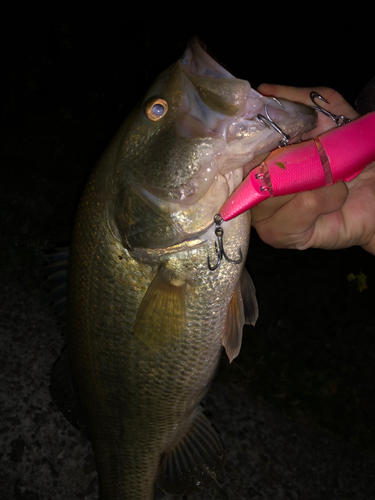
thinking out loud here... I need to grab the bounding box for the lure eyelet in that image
[145,97,169,122]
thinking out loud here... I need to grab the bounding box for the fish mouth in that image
[128,38,317,249]
[140,37,316,211]
[181,36,235,81]
[222,166,245,197]
[178,37,317,191]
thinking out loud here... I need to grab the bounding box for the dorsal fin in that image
[49,346,88,436]
[222,268,258,362]
[45,248,87,433]
[158,407,224,494]
[43,247,69,323]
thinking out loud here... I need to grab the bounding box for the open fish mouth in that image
[176,37,316,199]
[223,166,245,197]
[122,37,316,250]
[132,37,316,214]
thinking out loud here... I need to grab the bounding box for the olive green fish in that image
[66,38,316,498]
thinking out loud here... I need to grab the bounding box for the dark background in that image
[1,18,375,490]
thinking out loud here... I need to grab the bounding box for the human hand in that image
[251,84,375,255]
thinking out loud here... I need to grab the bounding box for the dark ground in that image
[1,21,375,499]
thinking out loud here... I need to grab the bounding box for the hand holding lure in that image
[208,92,375,270]
[220,94,375,221]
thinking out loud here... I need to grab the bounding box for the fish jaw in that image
[123,38,316,248]
[178,37,317,177]
[220,92,317,174]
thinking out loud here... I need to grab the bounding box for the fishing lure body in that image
[220,112,375,221]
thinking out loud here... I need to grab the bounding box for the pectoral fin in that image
[222,268,258,363]
[133,267,186,349]
[157,407,224,494]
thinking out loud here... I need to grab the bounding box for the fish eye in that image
[145,97,168,122]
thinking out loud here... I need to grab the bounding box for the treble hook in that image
[310,91,351,126]
[207,214,243,271]
[257,99,290,147]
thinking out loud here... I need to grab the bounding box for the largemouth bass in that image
[66,37,316,498]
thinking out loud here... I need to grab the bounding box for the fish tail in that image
[157,407,224,494]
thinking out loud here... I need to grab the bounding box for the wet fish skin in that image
[67,38,316,499]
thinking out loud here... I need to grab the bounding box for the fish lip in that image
[181,36,234,80]
[222,166,244,199]
[224,95,317,163]
[194,36,233,75]
[179,40,317,173]
[195,36,207,52]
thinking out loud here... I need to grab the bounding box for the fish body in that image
[67,38,316,498]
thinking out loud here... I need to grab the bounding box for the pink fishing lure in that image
[219,112,375,221]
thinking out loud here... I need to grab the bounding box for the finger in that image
[257,83,358,119]
[362,235,375,255]
[257,84,337,139]
[251,182,348,249]
[251,182,348,224]
[258,83,359,143]
[251,193,296,222]
[257,84,342,107]
[257,83,316,106]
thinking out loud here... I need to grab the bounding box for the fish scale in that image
[69,208,248,498]
[59,37,317,498]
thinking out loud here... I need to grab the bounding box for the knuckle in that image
[293,191,320,213]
